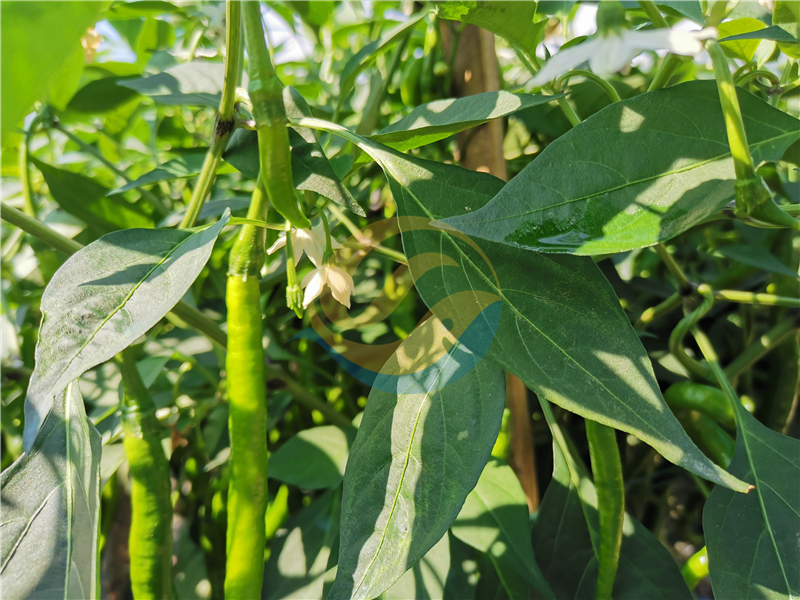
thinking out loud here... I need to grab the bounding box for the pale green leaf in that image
[434,2,544,57]
[1,382,101,600]
[371,91,560,152]
[22,212,230,451]
[0,1,110,145]
[773,1,800,58]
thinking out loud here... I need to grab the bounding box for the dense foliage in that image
[1,1,798,600]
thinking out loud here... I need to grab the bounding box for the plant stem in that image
[180,0,242,229]
[119,348,175,600]
[669,292,714,381]
[19,117,40,217]
[639,1,684,93]
[724,317,799,379]
[635,291,681,329]
[585,420,624,600]
[0,203,82,255]
[655,244,693,293]
[557,69,621,103]
[713,289,800,309]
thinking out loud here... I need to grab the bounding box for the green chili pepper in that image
[686,411,735,468]
[585,420,624,600]
[119,348,175,600]
[665,382,736,428]
[225,180,270,600]
[681,546,709,590]
[242,1,311,230]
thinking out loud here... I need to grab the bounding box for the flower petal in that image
[326,266,353,309]
[588,35,638,76]
[266,234,287,255]
[302,269,326,308]
[529,38,601,88]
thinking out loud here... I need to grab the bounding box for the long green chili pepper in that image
[119,348,174,600]
[687,411,735,468]
[585,420,624,600]
[241,1,311,230]
[225,179,270,600]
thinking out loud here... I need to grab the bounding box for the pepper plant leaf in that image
[22,211,230,451]
[301,119,750,492]
[533,413,692,600]
[1,381,102,600]
[371,91,561,152]
[451,459,553,598]
[442,81,800,255]
[704,408,800,600]
[330,315,507,600]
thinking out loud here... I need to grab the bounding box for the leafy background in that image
[1,1,798,600]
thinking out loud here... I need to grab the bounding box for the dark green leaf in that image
[67,76,141,114]
[443,82,800,256]
[704,409,800,600]
[106,1,186,19]
[269,425,356,490]
[22,212,230,451]
[719,25,798,44]
[32,158,154,235]
[307,119,750,492]
[434,2,544,57]
[329,316,506,600]
[0,1,110,144]
[714,244,799,279]
[371,91,560,152]
[533,422,692,600]
[1,381,102,600]
[451,459,552,598]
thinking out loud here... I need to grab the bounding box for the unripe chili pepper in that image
[681,546,709,590]
[242,1,311,230]
[585,420,624,600]
[225,180,270,600]
[119,348,175,600]
[687,411,735,468]
[665,381,736,428]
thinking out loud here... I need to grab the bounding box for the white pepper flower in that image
[301,264,355,309]
[267,223,340,267]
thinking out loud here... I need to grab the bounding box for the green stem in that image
[0,203,82,255]
[242,1,310,230]
[515,46,581,126]
[19,117,40,217]
[681,546,709,590]
[585,420,624,600]
[655,243,693,293]
[669,292,714,382]
[180,0,242,229]
[724,317,798,379]
[713,289,800,309]
[284,221,304,318]
[735,69,781,88]
[557,70,621,103]
[119,348,175,600]
[638,0,669,26]
[635,291,681,329]
[648,54,682,92]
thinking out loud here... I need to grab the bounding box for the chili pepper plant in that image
[1,1,798,600]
